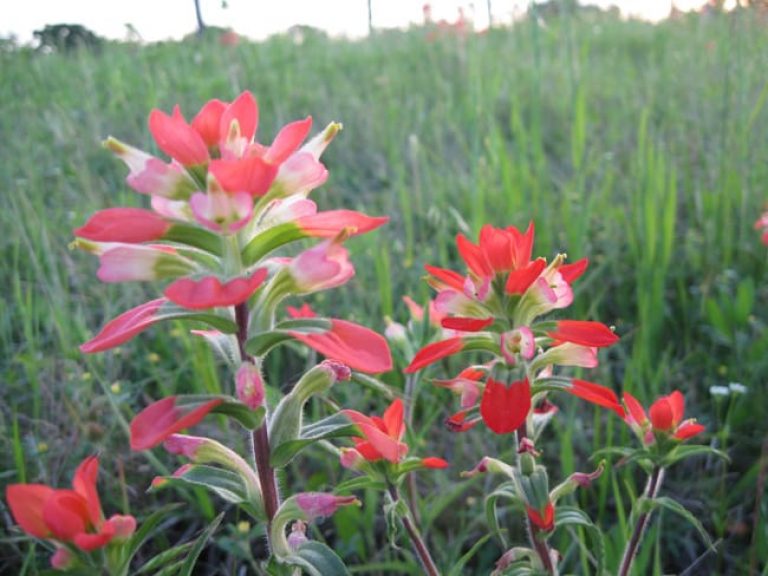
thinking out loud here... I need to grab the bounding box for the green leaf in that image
[241,222,305,266]
[497,561,537,576]
[334,476,386,494]
[156,302,238,333]
[271,412,358,467]
[661,445,730,468]
[645,497,714,549]
[554,505,605,575]
[120,503,184,572]
[447,533,494,576]
[285,541,351,576]
[151,465,249,504]
[485,481,522,548]
[178,513,224,576]
[173,394,266,430]
[213,404,265,430]
[350,372,396,399]
[245,318,333,356]
[164,223,223,255]
[134,542,194,575]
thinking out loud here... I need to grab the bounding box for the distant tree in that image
[33,24,102,52]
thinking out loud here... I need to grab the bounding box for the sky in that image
[3,0,717,44]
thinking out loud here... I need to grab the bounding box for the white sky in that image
[3,0,714,44]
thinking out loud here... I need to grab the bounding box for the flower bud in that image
[549,461,605,503]
[288,234,355,294]
[339,447,365,470]
[51,548,74,571]
[288,520,309,551]
[461,456,516,479]
[269,361,350,455]
[270,492,359,559]
[106,514,137,541]
[500,327,535,365]
[295,493,359,521]
[236,361,265,410]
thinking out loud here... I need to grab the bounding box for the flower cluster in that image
[74,91,390,367]
[405,223,622,434]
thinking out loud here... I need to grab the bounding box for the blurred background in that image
[1,0,767,574]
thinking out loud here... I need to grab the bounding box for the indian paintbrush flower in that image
[6,456,136,558]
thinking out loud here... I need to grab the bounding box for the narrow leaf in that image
[285,541,351,576]
[178,513,224,576]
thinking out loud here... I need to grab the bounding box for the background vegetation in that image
[1,5,767,574]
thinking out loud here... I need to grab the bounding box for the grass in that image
[1,6,768,574]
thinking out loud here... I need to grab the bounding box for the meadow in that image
[1,6,767,574]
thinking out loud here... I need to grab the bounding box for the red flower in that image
[130,396,223,450]
[289,319,392,374]
[623,391,705,442]
[6,456,136,553]
[480,378,532,434]
[344,399,409,463]
[343,399,448,468]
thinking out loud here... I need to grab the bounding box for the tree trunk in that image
[194,0,206,35]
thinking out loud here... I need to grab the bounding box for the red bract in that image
[80,298,167,353]
[559,257,589,283]
[480,378,531,434]
[296,210,389,237]
[343,399,448,468]
[568,379,625,418]
[526,502,555,532]
[440,317,494,332]
[457,222,535,278]
[286,303,317,318]
[6,456,136,553]
[209,155,278,197]
[504,258,547,295]
[149,106,210,166]
[289,319,392,374]
[404,336,465,373]
[74,208,170,243]
[130,396,223,450]
[547,320,619,347]
[164,269,268,310]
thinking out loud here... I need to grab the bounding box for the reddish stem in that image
[387,483,440,576]
[618,465,665,576]
[235,302,280,524]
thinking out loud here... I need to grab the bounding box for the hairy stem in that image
[618,465,665,576]
[235,302,280,524]
[529,524,557,575]
[387,483,440,576]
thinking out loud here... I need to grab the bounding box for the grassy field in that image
[1,6,767,574]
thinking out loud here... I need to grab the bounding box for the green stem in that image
[618,465,665,576]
